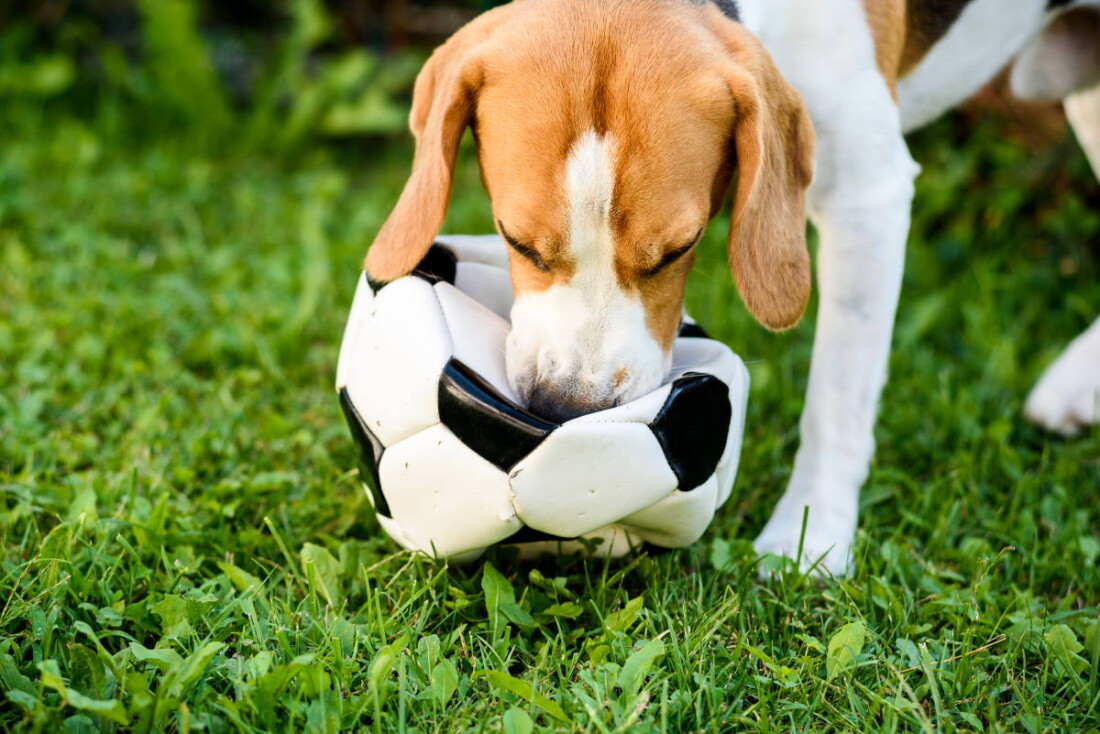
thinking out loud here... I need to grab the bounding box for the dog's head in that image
[366,0,814,420]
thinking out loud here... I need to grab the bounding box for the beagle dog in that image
[366,0,1100,574]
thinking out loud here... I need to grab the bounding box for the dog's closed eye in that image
[643,230,702,277]
[499,221,550,272]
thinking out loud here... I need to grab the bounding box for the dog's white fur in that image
[507,131,668,414]
[746,0,1099,572]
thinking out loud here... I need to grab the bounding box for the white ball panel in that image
[378,514,487,563]
[454,262,514,320]
[379,424,522,557]
[715,357,750,508]
[344,278,452,446]
[669,337,741,384]
[623,476,719,547]
[376,514,417,551]
[433,234,510,268]
[433,282,518,402]
[568,383,672,426]
[335,273,375,390]
[512,524,641,559]
[510,422,678,537]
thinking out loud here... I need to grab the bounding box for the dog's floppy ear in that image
[365,13,503,281]
[706,15,816,331]
[1012,7,1100,102]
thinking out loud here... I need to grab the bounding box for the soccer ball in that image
[336,235,749,561]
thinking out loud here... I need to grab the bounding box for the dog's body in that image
[367,0,1100,573]
[736,0,1100,573]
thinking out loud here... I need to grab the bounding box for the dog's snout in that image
[508,337,670,422]
[526,378,610,422]
[506,283,672,422]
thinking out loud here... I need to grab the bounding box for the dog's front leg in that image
[754,95,919,575]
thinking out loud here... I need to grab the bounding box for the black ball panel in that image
[648,373,731,492]
[438,358,558,471]
[339,387,390,517]
[413,243,458,285]
[365,274,387,293]
[365,242,458,292]
[677,322,710,339]
[500,525,670,555]
[499,525,576,544]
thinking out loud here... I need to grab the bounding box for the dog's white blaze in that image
[566,129,616,274]
[507,130,667,406]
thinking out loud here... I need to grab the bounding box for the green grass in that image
[1,99,1099,732]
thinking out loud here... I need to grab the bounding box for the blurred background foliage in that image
[0,0,507,149]
[0,0,1092,182]
[0,0,1092,174]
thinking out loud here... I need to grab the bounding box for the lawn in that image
[2,86,1099,731]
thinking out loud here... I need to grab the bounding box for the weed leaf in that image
[743,644,800,685]
[300,542,341,606]
[431,660,459,706]
[38,660,129,725]
[167,641,226,698]
[482,563,534,630]
[503,706,535,734]
[605,596,645,634]
[477,670,568,723]
[0,654,34,695]
[826,621,866,680]
[1045,624,1087,678]
[369,636,408,696]
[542,602,584,619]
[151,595,192,637]
[128,642,183,671]
[218,562,264,593]
[618,639,666,694]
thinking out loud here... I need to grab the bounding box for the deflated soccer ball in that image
[336,235,749,561]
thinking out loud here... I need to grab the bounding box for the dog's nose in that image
[526,378,611,422]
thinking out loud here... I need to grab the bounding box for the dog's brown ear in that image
[707,16,816,331]
[365,17,497,281]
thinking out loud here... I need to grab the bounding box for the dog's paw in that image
[753,481,858,578]
[1025,320,1100,436]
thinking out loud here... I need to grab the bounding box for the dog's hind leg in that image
[1010,6,1100,433]
[1024,86,1100,435]
[1026,315,1100,434]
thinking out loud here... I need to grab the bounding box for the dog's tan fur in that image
[861,0,907,90]
[366,0,815,346]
